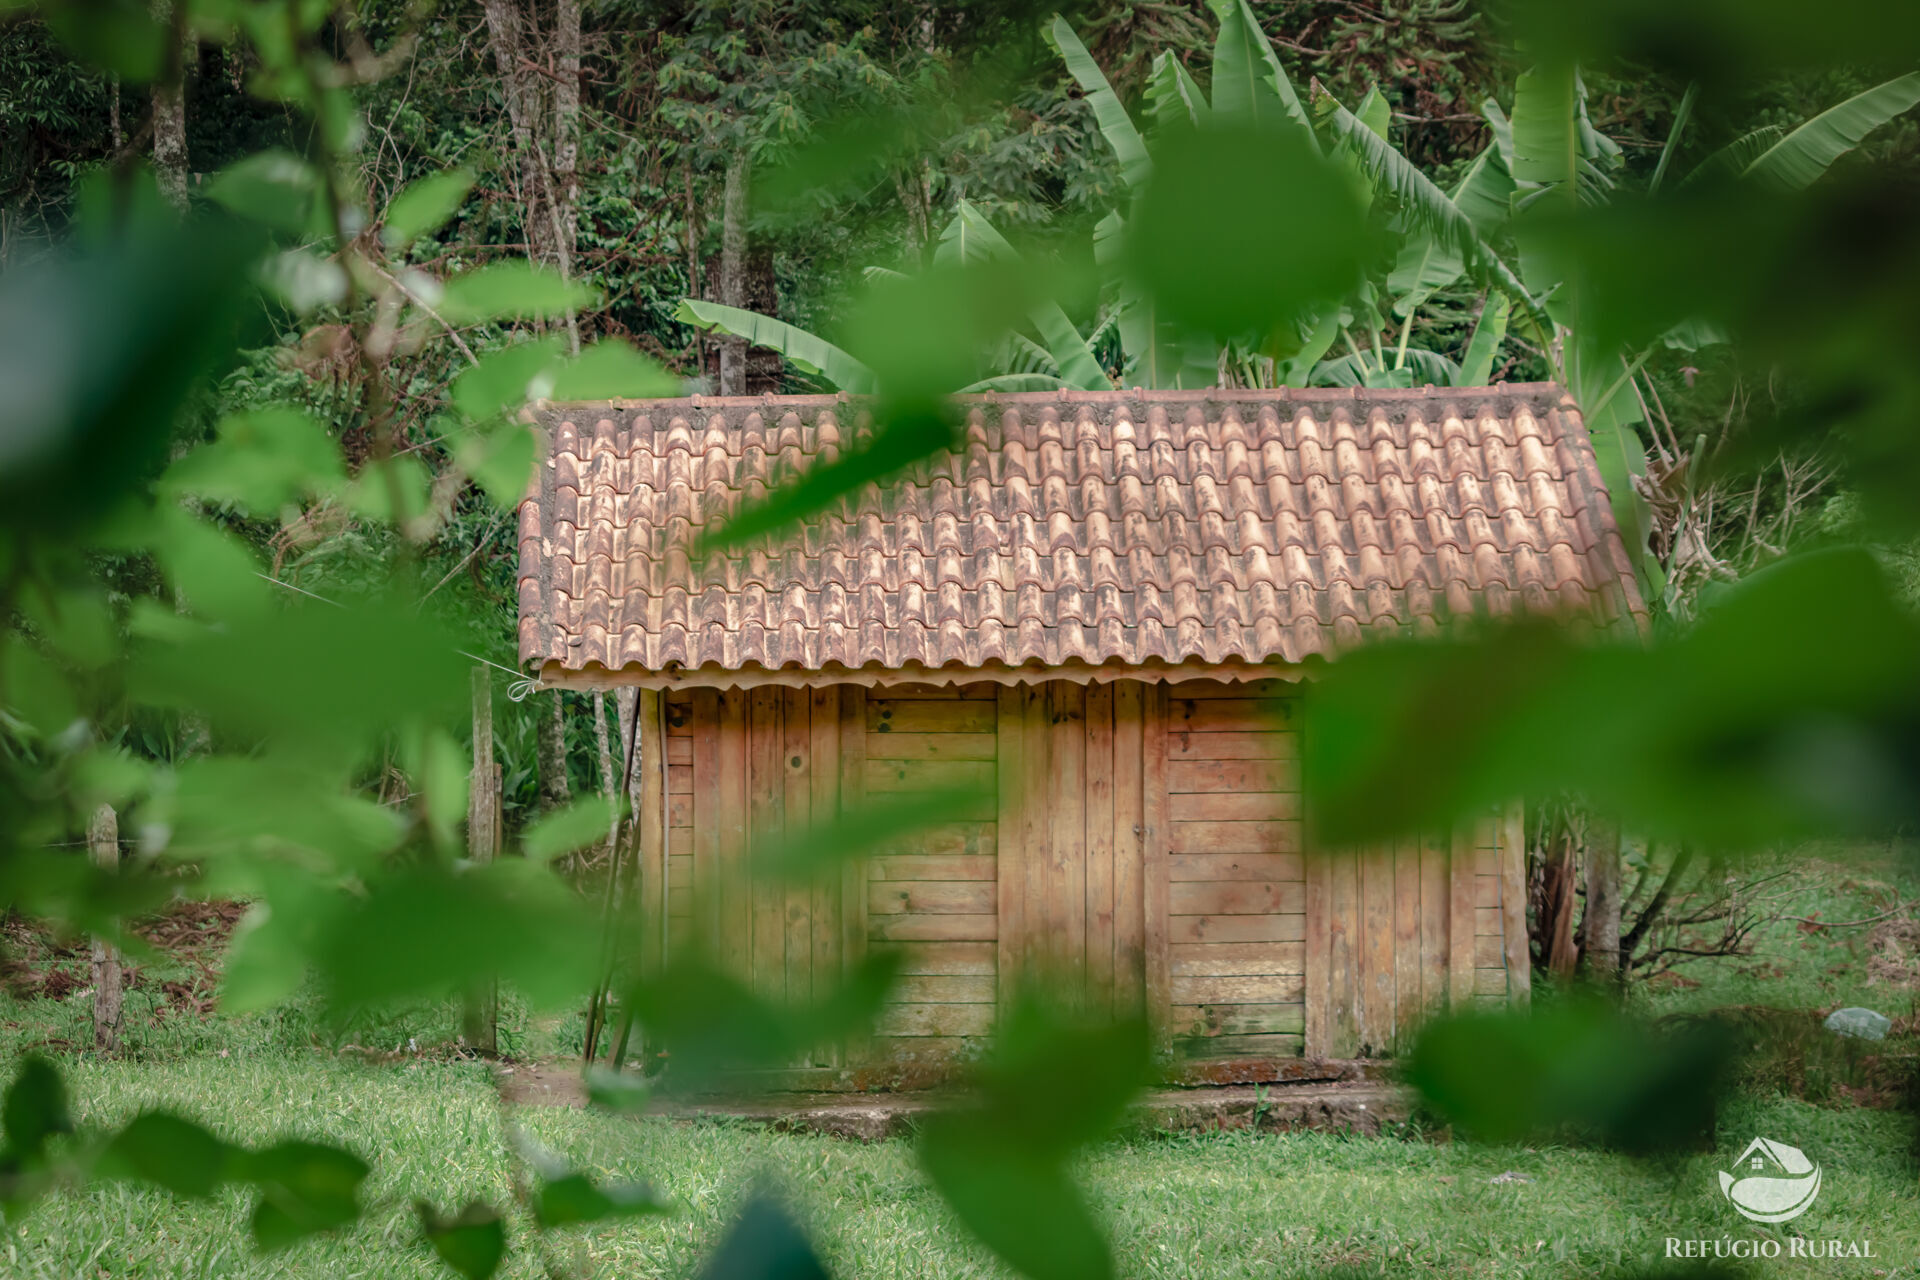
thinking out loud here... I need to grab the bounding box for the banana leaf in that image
[957,374,1069,393]
[1048,17,1152,191]
[1742,71,1920,190]
[943,202,1111,391]
[1457,294,1510,386]
[674,299,876,395]
[1206,0,1315,143]
[1144,50,1209,135]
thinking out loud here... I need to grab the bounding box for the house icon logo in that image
[1719,1137,1822,1223]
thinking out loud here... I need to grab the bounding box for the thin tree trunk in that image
[482,0,557,268]
[1583,816,1623,979]
[464,666,499,1053]
[553,0,580,273]
[151,1,188,211]
[1542,828,1580,978]
[717,153,750,395]
[89,805,124,1054]
[536,688,572,814]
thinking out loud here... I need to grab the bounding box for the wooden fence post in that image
[89,804,124,1053]
[464,665,500,1054]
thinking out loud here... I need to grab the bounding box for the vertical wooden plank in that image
[1020,682,1049,974]
[637,689,668,975]
[996,684,1026,1018]
[1084,682,1115,1018]
[1048,682,1087,996]
[1500,801,1532,1006]
[1360,846,1395,1054]
[1111,681,1146,1019]
[1393,835,1422,1047]
[718,689,751,979]
[692,689,723,954]
[748,687,784,1001]
[1303,840,1331,1059]
[810,687,842,1059]
[1448,825,1477,1009]
[1418,829,1449,1017]
[1141,681,1171,1052]
[838,686,869,1064]
[781,688,813,1015]
[1327,846,1359,1058]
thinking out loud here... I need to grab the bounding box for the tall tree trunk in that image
[1583,816,1623,979]
[482,0,557,268]
[553,0,580,266]
[717,153,750,395]
[89,805,124,1053]
[464,667,499,1053]
[536,688,571,814]
[151,2,188,211]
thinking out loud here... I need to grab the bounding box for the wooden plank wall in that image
[1160,679,1307,1059]
[1307,807,1522,1058]
[993,681,1150,1021]
[864,684,1000,1054]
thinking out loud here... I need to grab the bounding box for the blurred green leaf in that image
[98,1113,236,1199]
[919,1125,1111,1280]
[521,794,621,862]
[450,339,563,422]
[750,789,990,881]
[163,406,345,514]
[383,170,476,249]
[205,151,328,236]
[1126,124,1369,341]
[532,1173,671,1228]
[550,341,684,401]
[3,1057,71,1162]
[455,422,538,511]
[416,1200,506,1280]
[43,0,166,80]
[696,1195,829,1280]
[583,1066,652,1115]
[438,263,597,324]
[1406,1002,1735,1153]
[347,454,433,526]
[243,1140,369,1252]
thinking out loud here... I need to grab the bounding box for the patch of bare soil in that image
[2,899,244,1018]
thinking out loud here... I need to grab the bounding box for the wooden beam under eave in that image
[534,657,1317,695]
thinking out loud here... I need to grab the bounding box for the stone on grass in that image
[1823,1007,1891,1040]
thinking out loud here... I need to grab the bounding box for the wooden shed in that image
[515,386,1647,1081]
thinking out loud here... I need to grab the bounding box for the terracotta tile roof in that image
[517,386,1648,687]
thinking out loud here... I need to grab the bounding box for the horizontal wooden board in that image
[888,974,996,1003]
[875,1002,995,1037]
[869,855,996,882]
[868,913,997,942]
[1168,792,1301,822]
[1170,973,1307,1005]
[1477,877,1501,909]
[1170,880,1306,915]
[1165,731,1298,761]
[865,821,995,858]
[1169,853,1303,882]
[1165,679,1297,699]
[669,794,692,827]
[1169,913,1307,944]
[668,764,693,794]
[1170,1003,1306,1037]
[865,758,995,790]
[1476,968,1509,997]
[1169,941,1306,976]
[880,940,996,975]
[666,737,692,764]
[668,827,691,857]
[667,886,691,917]
[1178,1032,1305,1058]
[1474,933,1505,967]
[1166,760,1301,793]
[668,852,693,886]
[1169,699,1296,733]
[867,701,996,734]
[866,732,997,761]
[874,683,997,699]
[1170,823,1302,855]
[869,881,994,915]
[1476,905,1503,935]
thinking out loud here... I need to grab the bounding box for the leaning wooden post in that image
[88,804,124,1053]
[464,665,500,1054]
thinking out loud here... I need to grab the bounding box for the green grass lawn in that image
[2,843,1917,1279]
